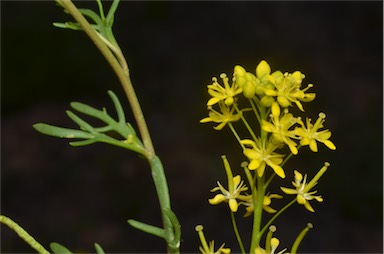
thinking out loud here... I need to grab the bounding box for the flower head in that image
[195,225,231,254]
[241,139,285,178]
[209,155,248,212]
[295,113,336,152]
[243,193,283,217]
[280,163,330,212]
[200,102,242,130]
[259,62,315,111]
[207,73,242,106]
[262,102,300,155]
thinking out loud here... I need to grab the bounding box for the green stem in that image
[249,98,261,124]
[250,174,265,252]
[0,215,50,254]
[58,0,155,157]
[291,223,313,254]
[228,123,245,150]
[259,198,297,237]
[230,211,246,254]
[57,1,179,252]
[234,104,258,141]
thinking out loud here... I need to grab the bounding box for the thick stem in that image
[57,0,155,157]
[250,174,265,252]
[57,1,179,252]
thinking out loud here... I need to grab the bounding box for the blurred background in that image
[1,1,383,253]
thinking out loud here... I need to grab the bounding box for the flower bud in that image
[234,65,246,77]
[256,60,271,78]
[243,81,256,98]
[235,76,247,87]
[277,96,290,107]
[261,95,274,107]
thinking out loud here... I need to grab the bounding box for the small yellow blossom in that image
[243,193,283,217]
[200,102,242,130]
[207,73,242,106]
[209,155,248,212]
[262,65,316,111]
[262,102,299,155]
[295,113,336,152]
[195,225,231,254]
[241,139,285,178]
[281,163,330,212]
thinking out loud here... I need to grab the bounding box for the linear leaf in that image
[127,219,166,240]
[50,242,73,254]
[33,123,94,139]
[66,111,97,133]
[94,243,106,254]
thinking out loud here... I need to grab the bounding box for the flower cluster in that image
[198,60,336,254]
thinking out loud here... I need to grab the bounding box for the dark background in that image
[1,1,383,253]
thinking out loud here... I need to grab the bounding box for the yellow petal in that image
[229,199,238,212]
[297,194,306,204]
[257,162,266,176]
[207,97,220,106]
[304,201,315,212]
[322,140,336,150]
[280,187,297,195]
[262,120,276,132]
[269,163,285,178]
[244,148,259,160]
[249,159,261,170]
[209,194,226,205]
[309,139,318,152]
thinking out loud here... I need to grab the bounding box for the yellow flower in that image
[195,225,231,254]
[207,73,242,106]
[262,67,316,111]
[200,102,242,130]
[280,163,330,212]
[294,113,336,152]
[209,155,248,212]
[241,139,285,178]
[243,193,283,217]
[262,102,299,155]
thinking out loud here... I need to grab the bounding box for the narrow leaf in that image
[66,110,96,133]
[127,219,166,239]
[106,0,120,25]
[69,139,98,147]
[70,102,113,125]
[33,123,94,139]
[107,90,126,124]
[53,22,82,30]
[50,242,73,254]
[94,243,105,254]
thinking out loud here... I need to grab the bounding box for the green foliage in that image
[33,90,146,155]
[50,242,106,254]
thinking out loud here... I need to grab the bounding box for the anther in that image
[319,112,326,119]
[220,73,227,79]
[195,225,204,231]
[269,225,277,232]
[324,162,330,167]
